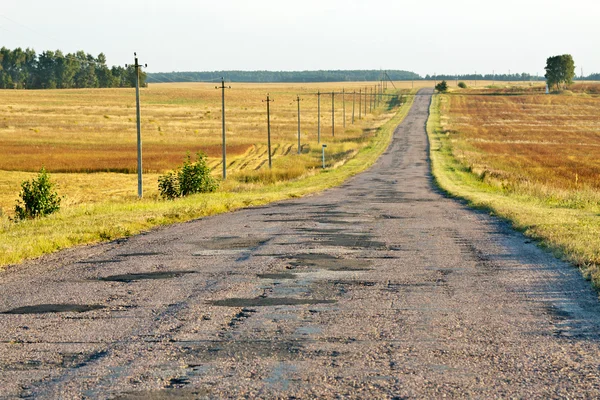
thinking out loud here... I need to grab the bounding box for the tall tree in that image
[545,54,575,91]
[95,53,114,88]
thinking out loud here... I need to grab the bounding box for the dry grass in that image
[0,92,415,266]
[442,93,600,195]
[429,87,600,285]
[0,82,409,217]
[0,82,409,173]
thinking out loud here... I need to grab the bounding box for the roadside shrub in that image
[15,168,61,220]
[458,82,467,89]
[158,152,218,199]
[435,80,448,93]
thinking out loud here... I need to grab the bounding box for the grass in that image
[0,84,415,267]
[427,89,600,286]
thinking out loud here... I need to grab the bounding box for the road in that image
[2,89,600,399]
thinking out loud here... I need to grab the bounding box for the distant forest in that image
[1,47,598,88]
[149,70,600,84]
[0,47,147,89]
[427,73,599,82]
[147,70,421,83]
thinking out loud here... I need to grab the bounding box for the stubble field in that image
[430,85,600,284]
[0,81,417,266]
[0,81,417,216]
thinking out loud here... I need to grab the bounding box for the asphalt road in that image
[2,89,600,399]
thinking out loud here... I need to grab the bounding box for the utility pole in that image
[342,88,346,128]
[263,94,274,169]
[331,91,335,137]
[352,90,355,124]
[216,78,230,180]
[294,95,302,155]
[127,52,146,199]
[369,87,372,113]
[317,90,321,144]
[358,88,362,119]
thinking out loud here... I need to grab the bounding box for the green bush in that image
[458,81,467,89]
[158,152,218,199]
[15,168,61,220]
[435,80,448,93]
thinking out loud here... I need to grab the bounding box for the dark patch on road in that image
[378,214,407,220]
[192,237,269,250]
[2,304,106,314]
[117,252,163,257]
[257,273,297,280]
[114,388,211,400]
[209,297,337,307]
[165,377,190,388]
[77,259,122,264]
[285,254,373,271]
[180,339,305,362]
[98,270,196,283]
[294,227,347,234]
[228,308,257,328]
[311,233,386,249]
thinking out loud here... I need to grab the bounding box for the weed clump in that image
[15,168,61,220]
[158,152,218,199]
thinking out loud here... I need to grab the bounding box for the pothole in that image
[98,271,196,283]
[77,259,122,264]
[117,252,163,257]
[285,254,372,271]
[181,339,304,361]
[209,297,337,307]
[2,304,106,314]
[114,388,211,400]
[312,234,386,249]
[257,273,297,280]
[191,237,269,250]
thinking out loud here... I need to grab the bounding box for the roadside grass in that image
[0,91,415,267]
[427,94,600,287]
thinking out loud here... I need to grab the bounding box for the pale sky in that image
[1,0,598,77]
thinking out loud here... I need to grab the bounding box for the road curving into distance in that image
[2,88,600,398]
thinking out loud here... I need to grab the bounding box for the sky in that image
[1,0,599,77]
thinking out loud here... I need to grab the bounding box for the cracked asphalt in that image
[2,88,600,399]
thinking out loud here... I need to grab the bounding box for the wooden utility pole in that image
[127,52,146,199]
[342,88,346,128]
[294,95,302,154]
[317,90,321,144]
[331,91,335,137]
[352,90,355,124]
[216,78,230,180]
[263,94,274,168]
[358,88,362,119]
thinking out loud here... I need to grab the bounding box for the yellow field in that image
[0,82,412,217]
[429,87,600,284]
[440,93,600,195]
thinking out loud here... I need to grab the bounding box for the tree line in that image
[0,47,147,89]
[427,72,598,82]
[147,70,420,83]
